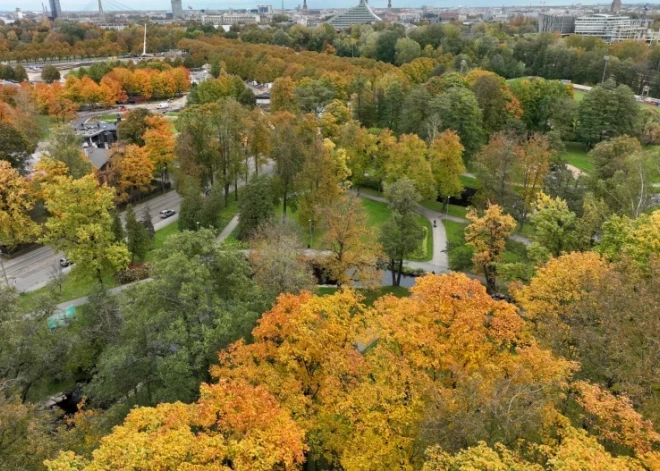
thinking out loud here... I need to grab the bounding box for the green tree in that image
[117,108,154,146]
[110,211,124,243]
[0,122,35,172]
[84,229,266,406]
[209,57,221,78]
[471,74,510,134]
[13,65,27,82]
[527,192,582,263]
[430,86,484,158]
[125,205,150,263]
[509,78,572,132]
[238,175,275,240]
[428,130,466,207]
[295,78,336,114]
[40,175,130,283]
[271,113,310,219]
[47,125,92,179]
[576,79,640,147]
[41,64,61,83]
[141,204,155,239]
[178,179,204,232]
[394,37,422,65]
[379,178,424,286]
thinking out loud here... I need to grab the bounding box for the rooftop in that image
[328,0,382,29]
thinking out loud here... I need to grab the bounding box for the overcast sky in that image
[4,0,609,15]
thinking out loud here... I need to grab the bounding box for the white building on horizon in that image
[574,13,657,42]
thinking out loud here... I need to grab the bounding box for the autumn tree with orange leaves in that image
[45,379,306,471]
[110,144,154,202]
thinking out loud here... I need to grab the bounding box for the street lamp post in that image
[602,55,610,84]
[196,221,200,231]
[308,219,313,249]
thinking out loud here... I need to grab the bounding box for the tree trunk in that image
[390,260,397,287]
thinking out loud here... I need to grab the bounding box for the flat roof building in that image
[201,14,260,25]
[575,14,646,42]
[538,13,576,34]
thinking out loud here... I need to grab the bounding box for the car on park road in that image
[59,258,71,267]
[157,102,169,110]
[160,209,176,219]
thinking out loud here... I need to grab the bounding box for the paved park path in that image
[216,215,240,243]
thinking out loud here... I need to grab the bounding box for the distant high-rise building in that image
[302,0,308,12]
[48,0,61,19]
[327,0,382,29]
[171,0,184,18]
[387,0,391,9]
[611,0,622,14]
[537,13,576,34]
[575,13,647,43]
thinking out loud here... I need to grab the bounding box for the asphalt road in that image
[5,159,274,294]
[3,189,183,294]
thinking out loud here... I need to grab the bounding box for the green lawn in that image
[144,222,180,261]
[573,90,586,102]
[460,174,478,189]
[421,199,469,219]
[362,198,392,228]
[560,142,593,173]
[19,271,118,308]
[99,113,121,123]
[316,285,410,306]
[408,215,433,262]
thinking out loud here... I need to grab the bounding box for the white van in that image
[157,102,169,110]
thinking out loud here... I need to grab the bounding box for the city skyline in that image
[7,0,625,14]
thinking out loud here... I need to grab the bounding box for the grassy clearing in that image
[560,142,593,173]
[573,90,586,102]
[316,285,410,306]
[460,174,479,189]
[443,220,532,276]
[19,271,118,307]
[362,198,392,228]
[408,215,433,262]
[421,199,469,219]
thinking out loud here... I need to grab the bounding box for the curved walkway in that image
[355,191,450,273]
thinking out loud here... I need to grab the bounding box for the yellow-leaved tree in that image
[465,203,517,293]
[45,378,306,471]
[40,174,129,283]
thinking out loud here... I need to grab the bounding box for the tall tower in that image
[611,0,621,14]
[388,0,391,9]
[48,0,61,19]
[302,0,308,12]
[171,0,183,18]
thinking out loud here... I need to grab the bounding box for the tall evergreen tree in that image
[125,205,150,263]
[238,175,275,240]
[111,211,124,243]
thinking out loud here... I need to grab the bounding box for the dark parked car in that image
[59,258,71,267]
[159,209,176,219]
